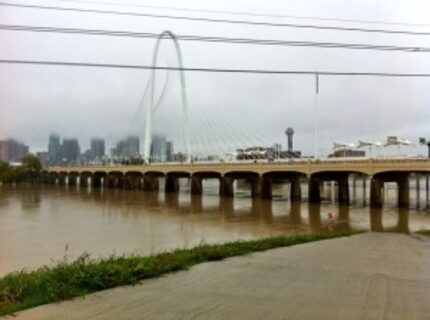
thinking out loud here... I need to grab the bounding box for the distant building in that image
[328,149,365,158]
[150,135,167,162]
[166,141,173,162]
[62,138,80,164]
[0,139,29,163]
[36,151,49,167]
[48,133,62,165]
[115,136,140,159]
[90,138,105,161]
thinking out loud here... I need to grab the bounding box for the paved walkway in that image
[13,233,430,320]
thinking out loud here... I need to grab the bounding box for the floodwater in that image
[0,180,429,275]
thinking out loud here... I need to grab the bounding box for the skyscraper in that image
[62,138,80,164]
[150,135,167,162]
[0,139,29,163]
[115,136,140,159]
[90,138,105,161]
[48,133,62,165]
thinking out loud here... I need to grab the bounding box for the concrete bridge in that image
[45,158,430,208]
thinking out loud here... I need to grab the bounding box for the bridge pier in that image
[290,176,302,201]
[370,177,383,207]
[191,176,203,195]
[416,174,421,209]
[220,176,234,197]
[338,176,350,204]
[426,174,429,209]
[68,173,78,186]
[370,173,410,208]
[143,175,159,191]
[125,173,141,190]
[80,173,90,187]
[92,173,103,188]
[308,177,321,203]
[104,174,117,188]
[58,173,67,185]
[261,176,272,200]
[165,175,179,193]
[398,175,410,208]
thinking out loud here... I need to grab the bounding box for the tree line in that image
[0,154,42,184]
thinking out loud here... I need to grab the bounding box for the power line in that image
[1,1,430,36]
[2,24,429,53]
[55,0,430,27]
[1,59,430,77]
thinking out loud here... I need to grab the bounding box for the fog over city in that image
[1,0,430,156]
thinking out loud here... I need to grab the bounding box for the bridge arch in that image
[143,30,191,163]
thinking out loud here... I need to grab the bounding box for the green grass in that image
[0,230,361,315]
[416,229,430,237]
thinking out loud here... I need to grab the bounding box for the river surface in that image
[1,180,430,275]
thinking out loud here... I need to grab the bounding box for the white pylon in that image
[143,30,192,164]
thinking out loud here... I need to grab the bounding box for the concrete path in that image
[13,233,430,320]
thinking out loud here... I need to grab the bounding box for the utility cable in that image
[2,2,430,36]
[2,24,429,53]
[1,59,430,77]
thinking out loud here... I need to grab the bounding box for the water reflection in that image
[370,207,409,233]
[0,184,429,275]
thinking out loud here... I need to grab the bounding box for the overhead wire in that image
[2,1,430,36]
[1,59,430,77]
[53,0,430,27]
[2,24,430,53]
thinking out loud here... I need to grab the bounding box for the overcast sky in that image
[1,0,430,157]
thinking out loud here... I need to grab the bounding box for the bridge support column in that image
[143,175,159,191]
[416,174,420,209]
[116,175,124,189]
[251,176,261,198]
[290,176,302,201]
[426,174,429,209]
[104,175,116,188]
[363,176,367,205]
[92,175,102,188]
[338,176,350,204]
[397,175,409,208]
[80,174,89,187]
[220,176,234,197]
[165,175,179,193]
[370,177,383,207]
[308,177,321,203]
[68,174,78,186]
[191,176,203,195]
[58,174,67,185]
[125,174,141,190]
[261,176,272,200]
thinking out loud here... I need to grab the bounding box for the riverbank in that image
[10,231,430,320]
[0,231,358,315]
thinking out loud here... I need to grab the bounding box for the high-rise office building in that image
[150,135,167,162]
[48,133,62,165]
[166,141,173,162]
[90,138,105,161]
[116,136,140,159]
[62,138,80,164]
[0,139,29,163]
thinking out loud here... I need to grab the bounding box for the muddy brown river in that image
[1,180,429,275]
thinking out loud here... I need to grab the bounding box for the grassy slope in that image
[0,231,360,315]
